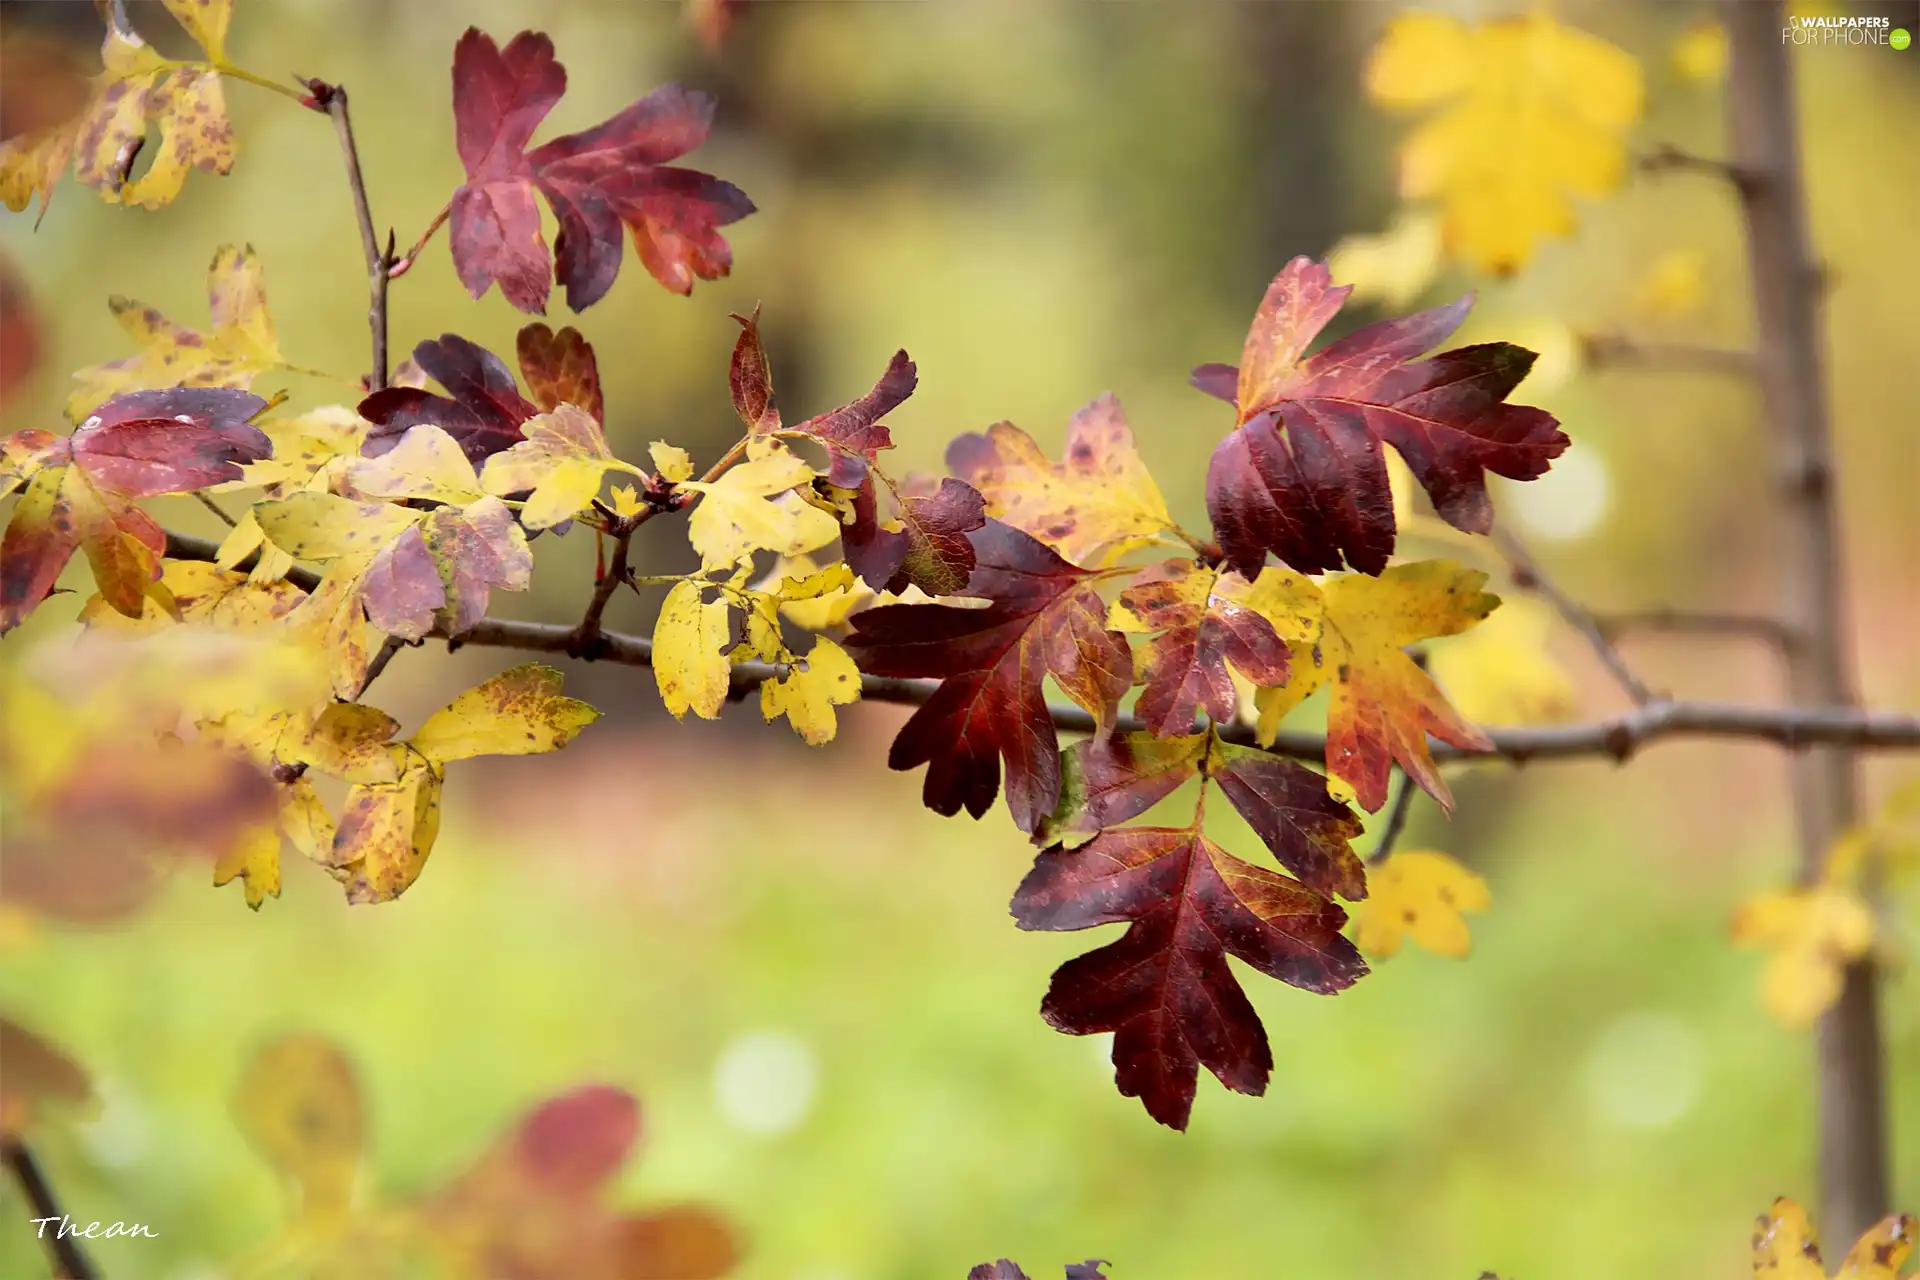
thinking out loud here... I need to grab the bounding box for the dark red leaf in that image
[1198,257,1568,578]
[1012,824,1365,1129]
[842,474,983,595]
[1037,731,1209,846]
[359,334,538,465]
[0,251,41,411]
[516,323,603,423]
[448,30,753,312]
[70,388,271,495]
[1117,560,1289,738]
[359,524,445,640]
[844,520,1131,833]
[785,349,915,488]
[1065,1264,1110,1280]
[968,1264,1031,1280]
[727,305,778,433]
[1210,741,1367,901]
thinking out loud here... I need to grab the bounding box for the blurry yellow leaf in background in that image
[68,245,280,419]
[233,1034,364,1234]
[1635,248,1709,320]
[1731,886,1873,1027]
[1353,849,1490,958]
[1366,10,1643,274]
[1429,595,1575,726]
[1327,209,1443,309]
[1672,21,1729,86]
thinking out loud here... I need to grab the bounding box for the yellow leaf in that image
[651,441,694,482]
[409,664,599,764]
[277,776,335,863]
[1,26,170,219]
[1635,248,1708,320]
[239,406,370,498]
[1353,850,1489,958]
[1733,887,1874,1028]
[1672,21,1728,86]
[78,559,303,633]
[678,440,837,571]
[163,0,233,62]
[285,561,377,700]
[212,821,282,909]
[215,509,295,585]
[119,65,233,210]
[253,491,424,562]
[481,403,641,530]
[330,750,443,903]
[285,704,404,783]
[1366,10,1643,274]
[346,425,484,505]
[68,246,276,417]
[1327,209,1444,309]
[609,483,648,520]
[761,636,861,745]
[758,554,869,631]
[1252,561,1496,811]
[1428,595,1575,726]
[1752,1196,1917,1280]
[949,394,1175,568]
[232,1034,363,1233]
[653,579,732,719]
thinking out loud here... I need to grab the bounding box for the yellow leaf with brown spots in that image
[761,635,861,745]
[480,404,644,530]
[69,246,281,419]
[331,750,443,904]
[78,559,304,633]
[232,1034,364,1233]
[239,406,370,499]
[253,491,424,564]
[678,438,837,571]
[163,0,233,62]
[283,703,404,783]
[1751,1196,1916,1280]
[654,579,733,719]
[1351,849,1489,958]
[120,64,232,210]
[947,393,1176,568]
[410,663,599,763]
[347,424,485,506]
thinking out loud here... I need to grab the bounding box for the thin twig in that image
[193,491,238,528]
[1493,527,1656,705]
[357,635,409,695]
[1579,333,1756,378]
[1639,142,1756,191]
[3,1137,97,1279]
[1596,608,1795,650]
[158,529,1920,765]
[570,527,637,658]
[1366,769,1418,866]
[387,201,451,280]
[307,80,390,392]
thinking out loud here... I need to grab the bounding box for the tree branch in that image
[1724,0,1885,1241]
[1579,333,1756,378]
[3,1137,97,1279]
[161,529,1920,767]
[1596,608,1795,651]
[1638,142,1756,190]
[306,79,392,392]
[1493,527,1656,705]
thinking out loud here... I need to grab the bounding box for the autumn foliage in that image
[2,2,1915,1276]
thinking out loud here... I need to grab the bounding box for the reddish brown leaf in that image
[613,1206,739,1279]
[1013,822,1365,1129]
[1038,731,1210,846]
[728,305,778,432]
[0,250,40,411]
[516,322,603,423]
[786,349,915,488]
[1210,741,1366,901]
[448,29,753,312]
[0,1016,93,1135]
[969,1265,1032,1280]
[513,1084,641,1195]
[359,523,445,640]
[0,388,267,629]
[359,334,538,465]
[1066,1265,1110,1280]
[1114,560,1290,737]
[421,498,533,636]
[1197,256,1567,577]
[842,474,985,595]
[845,520,1131,832]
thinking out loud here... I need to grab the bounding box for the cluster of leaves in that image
[231,1035,736,1279]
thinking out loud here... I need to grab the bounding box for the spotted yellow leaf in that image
[410,663,599,763]
[69,245,276,419]
[1752,1196,1916,1280]
[653,579,732,720]
[480,404,643,530]
[1353,849,1489,958]
[678,439,839,571]
[761,635,861,745]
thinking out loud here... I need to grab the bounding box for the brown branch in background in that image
[1493,527,1655,705]
[3,1137,98,1279]
[161,530,1920,766]
[1579,333,1756,378]
[1366,769,1418,866]
[1638,141,1755,190]
[305,79,392,392]
[1724,0,1884,1242]
[1596,608,1796,651]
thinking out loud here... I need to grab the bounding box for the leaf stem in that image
[193,491,238,528]
[388,202,452,280]
[1493,526,1655,706]
[306,79,392,392]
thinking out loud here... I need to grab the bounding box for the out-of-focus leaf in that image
[1352,850,1489,958]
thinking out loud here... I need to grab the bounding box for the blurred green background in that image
[2,0,1917,1276]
